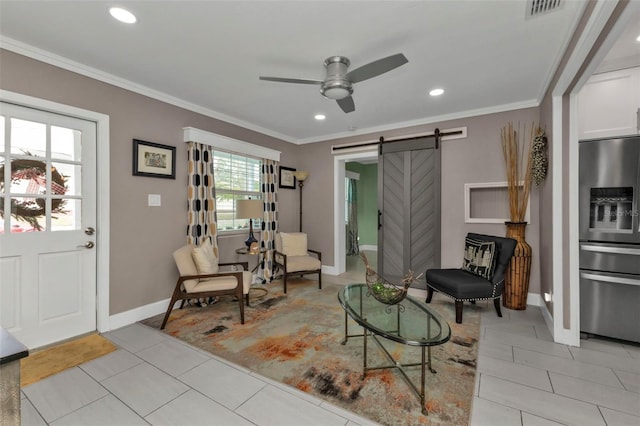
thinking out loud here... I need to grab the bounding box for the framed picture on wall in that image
[279,166,296,189]
[132,139,176,179]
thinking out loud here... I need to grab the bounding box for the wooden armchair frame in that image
[161,261,249,329]
[274,249,322,294]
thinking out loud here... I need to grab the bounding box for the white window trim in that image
[183,127,280,162]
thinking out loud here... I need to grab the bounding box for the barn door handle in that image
[378,210,382,230]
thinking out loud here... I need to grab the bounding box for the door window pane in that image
[52,198,80,231]
[0,156,5,194]
[0,116,5,153]
[9,158,47,194]
[51,126,81,161]
[52,162,80,196]
[10,196,46,232]
[11,118,46,157]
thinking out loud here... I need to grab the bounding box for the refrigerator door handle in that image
[581,244,640,256]
[581,272,640,287]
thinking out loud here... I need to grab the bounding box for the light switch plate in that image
[148,194,161,206]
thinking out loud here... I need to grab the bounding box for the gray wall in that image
[1,48,543,318]
[0,49,301,315]
[309,107,542,295]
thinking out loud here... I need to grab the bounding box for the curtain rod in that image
[331,128,463,152]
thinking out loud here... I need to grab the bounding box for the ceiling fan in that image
[259,53,408,114]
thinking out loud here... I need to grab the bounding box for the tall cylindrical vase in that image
[503,221,532,310]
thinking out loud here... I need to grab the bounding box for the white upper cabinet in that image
[578,67,640,140]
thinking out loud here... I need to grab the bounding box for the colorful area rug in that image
[21,333,117,387]
[142,278,480,425]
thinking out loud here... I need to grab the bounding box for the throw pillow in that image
[461,238,496,280]
[280,232,308,256]
[191,238,219,274]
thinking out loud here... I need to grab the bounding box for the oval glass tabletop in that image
[338,283,451,346]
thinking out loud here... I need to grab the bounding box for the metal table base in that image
[341,310,436,416]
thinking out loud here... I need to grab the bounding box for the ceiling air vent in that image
[526,0,563,19]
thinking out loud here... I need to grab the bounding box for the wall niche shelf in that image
[464,182,530,224]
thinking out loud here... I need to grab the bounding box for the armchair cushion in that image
[425,268,496,300]
[173,245,200,293]
[285,255,322,273]
[173,244,251,294]
[190,271,253,293]
[461,237,497,280]
[191,238,219,274]
[279,232,308,256]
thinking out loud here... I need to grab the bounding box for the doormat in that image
[142,278,480,425]
[20,333,117,387]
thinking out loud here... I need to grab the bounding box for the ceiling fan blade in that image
[259,76,322,85]
[346,53,408,83]
[337,96,355,113]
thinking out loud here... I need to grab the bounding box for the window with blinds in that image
[213,151,262,233]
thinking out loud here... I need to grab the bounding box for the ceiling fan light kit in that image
[320,56,353,100]
[259,53,408,113]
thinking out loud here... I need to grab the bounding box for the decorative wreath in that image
[0,158,67,230]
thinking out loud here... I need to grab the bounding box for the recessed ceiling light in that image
[314,114,326,121]
[429,88,444,97]
[109,7,137,24]
[636,34,640,42]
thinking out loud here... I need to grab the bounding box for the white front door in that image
[0,102,97,349]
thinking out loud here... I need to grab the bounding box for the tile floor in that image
[20,253,640,425]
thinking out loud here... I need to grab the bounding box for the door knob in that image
[85,227,95,235]
[78,241,95,249]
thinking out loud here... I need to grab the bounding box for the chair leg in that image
[283,274,287,294]
[425,286,434,303]
[245,293,250,307]
[161,287,182,330]
[455,300,463,324]
[237,287,245,325]
[318,271,322,290]
[494,297,503,318]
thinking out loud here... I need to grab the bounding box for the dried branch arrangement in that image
[501,122,536,223]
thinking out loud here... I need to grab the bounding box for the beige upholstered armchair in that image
[274,232,322,293]
[161,240,252,329]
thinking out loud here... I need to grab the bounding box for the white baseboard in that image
[321,265,338,276]
[109,298,177,331]
[526,292,543,307]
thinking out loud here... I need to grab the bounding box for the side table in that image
[235,246,269,300]
[235,246,267,273]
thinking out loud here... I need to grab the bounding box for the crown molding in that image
[297,99,539,144]
[0,36,296,144]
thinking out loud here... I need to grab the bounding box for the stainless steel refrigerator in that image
[579,135,640,343]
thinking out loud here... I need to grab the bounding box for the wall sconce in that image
[292,171,309,232]
[235,198,263,247]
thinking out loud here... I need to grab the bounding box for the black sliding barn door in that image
[377,137,441,289]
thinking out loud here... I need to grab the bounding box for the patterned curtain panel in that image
[346,178,360,256]
[186,142,219,257]
[258,159,278,282]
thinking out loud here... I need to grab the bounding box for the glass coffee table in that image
[337,284,451,415]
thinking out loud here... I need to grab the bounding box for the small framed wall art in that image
[279,166,296,189]
[132,139,176,179]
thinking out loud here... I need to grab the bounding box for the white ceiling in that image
[0,1,632,144]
